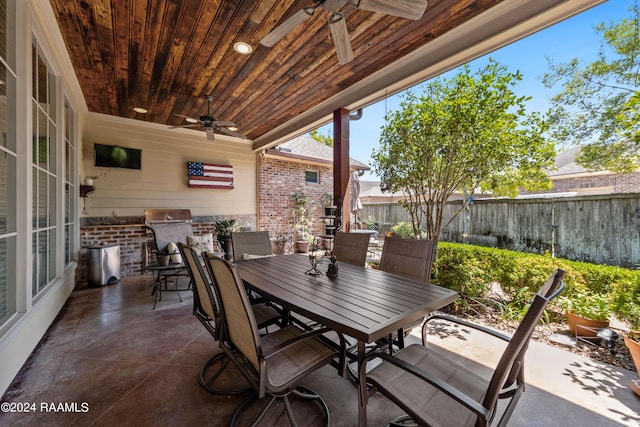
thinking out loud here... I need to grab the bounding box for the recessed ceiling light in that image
[233,42,252,55]
[133,107,147,113]
[185,117,198,124]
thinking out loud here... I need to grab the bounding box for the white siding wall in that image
[81,114,257,217]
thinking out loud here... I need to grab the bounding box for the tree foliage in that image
[372,59,554,243]
[309,129,333,147]
[543,4,640,172]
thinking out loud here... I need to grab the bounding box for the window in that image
[64,100,76,265]
[305,170,319,184]
[0,0,17,326]
[31,36,57,296]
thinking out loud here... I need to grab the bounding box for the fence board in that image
[360,194,640,268]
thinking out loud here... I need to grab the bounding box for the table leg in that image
[357,340,367,427]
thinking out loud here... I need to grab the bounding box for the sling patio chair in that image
[379,236,436,350]
[203,253,346,426]
[230,230,275,261]
[358,269,565,427]
[379,236,435,283]
[332,231,371,267]
[178,243,282,395]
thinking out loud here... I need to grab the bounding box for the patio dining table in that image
[235,253,459,426]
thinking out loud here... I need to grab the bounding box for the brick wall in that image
[523,172,640,195]
[78,220,238,281]
[258,156,334,238]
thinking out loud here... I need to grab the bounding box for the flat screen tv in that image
[94,144,142,170]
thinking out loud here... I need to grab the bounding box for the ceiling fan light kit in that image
[260,0,428,64]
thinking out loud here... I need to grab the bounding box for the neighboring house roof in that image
[548,145,609,178]
[265,135,370,171]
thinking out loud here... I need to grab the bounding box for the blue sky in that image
[316,0,633,180]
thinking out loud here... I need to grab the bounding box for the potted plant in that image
[621,306,640,394]
[321,192,336,216]
[215,219,237,260]
[368,259,380,270]
[290,192,314,252]
[559,291,611,338]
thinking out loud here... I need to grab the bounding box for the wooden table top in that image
[235,254,459,343]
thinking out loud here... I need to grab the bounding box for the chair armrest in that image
[423,313,512,346]
[361,350,490,420]
[263,326,345,356]
[263,326,347,377]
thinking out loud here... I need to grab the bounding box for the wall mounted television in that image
[94,144,142,170]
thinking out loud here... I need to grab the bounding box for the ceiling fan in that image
[170,95,246,140]
[260,0,429,65]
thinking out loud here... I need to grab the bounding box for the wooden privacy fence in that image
[360,193,640,268]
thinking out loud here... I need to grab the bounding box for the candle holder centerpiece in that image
[305,237,324,276]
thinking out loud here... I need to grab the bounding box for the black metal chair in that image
[178,243,281,395]
[203,253,346,426]
[358,269,565,427]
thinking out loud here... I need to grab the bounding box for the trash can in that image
[87,244,121,287]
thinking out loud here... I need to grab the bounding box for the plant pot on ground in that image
[624,333,640,396]
[565,311,610,337]
[296,241,310,253]
[560,291,611,338]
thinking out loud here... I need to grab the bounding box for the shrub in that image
[392,221,416,239]
[433,242,640,325]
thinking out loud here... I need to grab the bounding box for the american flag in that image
[187,162,234,189]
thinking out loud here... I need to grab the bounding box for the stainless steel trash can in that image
[87,244,121,287]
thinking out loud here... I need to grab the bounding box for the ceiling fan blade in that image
[218,127,247,139]
[174,114,199,123]
[260,6,317,47]
[329,14,353,65]
[205,127,216,141]
[168,124,200,129]
[350,0,428,20]
[212,120,236,127]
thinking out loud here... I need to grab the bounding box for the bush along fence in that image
[433,242,640,329]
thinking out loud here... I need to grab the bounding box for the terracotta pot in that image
[296,241,310,253]
[624,334,640,396]
[566,311,610,337]
[624,334,640,371]
[386,231,394,238]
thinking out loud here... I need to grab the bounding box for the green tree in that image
[543,4,640,173]
[372,59,554,243]
[309,129,333,147]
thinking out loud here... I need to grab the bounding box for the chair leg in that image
[199,353,252,395]
[387,414,419,426]
[230,386,330,427]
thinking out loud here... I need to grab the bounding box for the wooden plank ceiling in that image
[50,0,501,143]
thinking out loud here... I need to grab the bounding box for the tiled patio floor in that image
[1,274,639,426]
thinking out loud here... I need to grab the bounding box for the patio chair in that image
[230,231,274,261]
[358,269,565,427]
[332,231,370,267]
[378,236,436,351]
[379,236,434,283]
[202,253,346,426]
[178,243,282,395]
